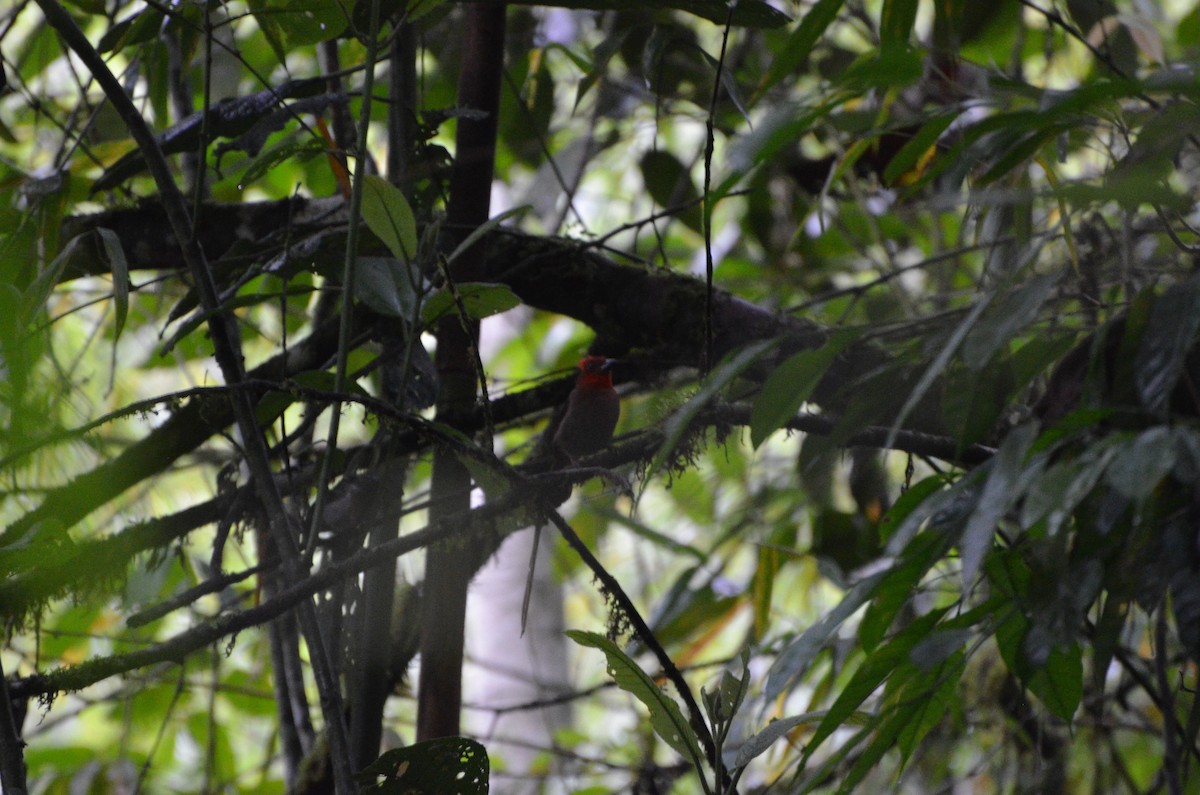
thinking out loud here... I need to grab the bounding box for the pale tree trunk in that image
[466,528,573,794]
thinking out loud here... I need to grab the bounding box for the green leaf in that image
[891,650,964,764]
[750,328,859,448]
[883,110,959,185]
[835,703,908,794]
[876,475,944,545]
[859,528,952,651]
[959,422,1037,588]
[1135,275,1200,414]
[566,630,704,766]
[96,227,129,342]
[97,7,165,54]
[961,273,1059,369]
[239,136,326,188]
[840,45,924,91]
[908,629,971,671]
[702,647,749,727]
[249,0,348,49]
[421,282,520,326]
[989,555,1084,722]
[879,0,919,48]
[1104,426,1175,500]
[354,256,419,320]
[765,570,887,700]
[361,175,418,263]
[22,234,77,321]
[358,737,489,794]
[639,150,702,232]
[803,607,950,763]
[734,712,823,768]
[995,611,1083,722]
[1020,439,1119,534]
[757,0,843,96]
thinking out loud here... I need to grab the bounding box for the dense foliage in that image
[4,0,1200,792]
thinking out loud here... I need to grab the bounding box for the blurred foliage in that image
[4,0,1200,793]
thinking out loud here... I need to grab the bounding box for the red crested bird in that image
[552,355,620,461]
[523,355,620,633]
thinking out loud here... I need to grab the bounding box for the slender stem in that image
[305,0,384,560]
[547,510,723,791]
[0,650,27,795]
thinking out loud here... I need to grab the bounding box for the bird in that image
[552,355,620,462]
[523,355,620,633]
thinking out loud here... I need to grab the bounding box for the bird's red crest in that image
[577,356,614,389]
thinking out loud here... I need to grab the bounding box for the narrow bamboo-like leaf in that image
[892,651,963,765]
[796,712,885,795]
[1020,440,1119,534]
[752,545,777,639]
[883,110,958,185]
[22,234,78,320]
[959,422,1037,589]
[990,559,1083,722]
[834,701,909,794]
[764,570,886,701]
[757,0,843,97]
[567,630,704,765]
[876,475,944,545]
[733,712,822,768]
[506,0,790,28]
[961,274,1058,370]
[802,607,950,762]
[1135,275,1200,413]
[884,238,1051,452]
[879,0,919,48]
[750,328,859,448]
[240,136,325,188]
[96,227,130,342]
[858,529,950,652]
[361,175,418,262]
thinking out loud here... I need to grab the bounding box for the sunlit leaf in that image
[567,630,704,765]
[361,175,418,263]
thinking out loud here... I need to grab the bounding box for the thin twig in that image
[546,510,725,791]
